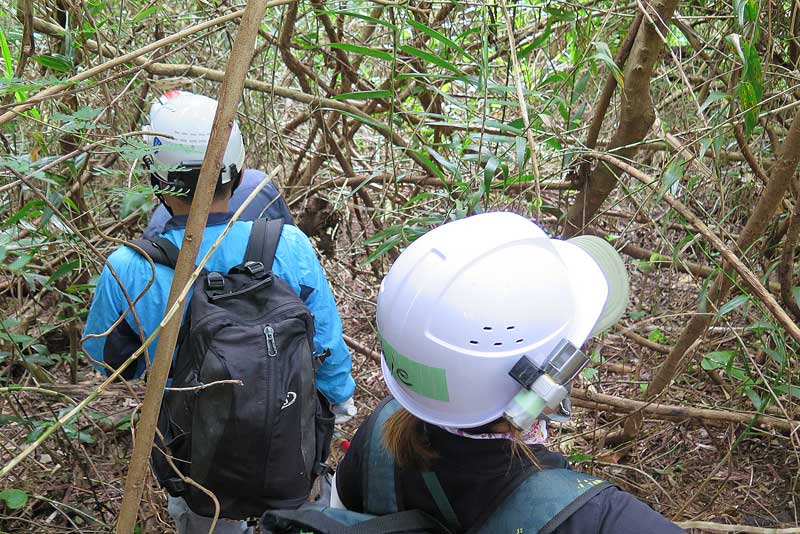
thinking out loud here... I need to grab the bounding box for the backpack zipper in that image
[264,325,278,357]
[189,302,309,335]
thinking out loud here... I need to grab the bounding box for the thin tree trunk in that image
[564,0,680,237]
[115,1,269,531]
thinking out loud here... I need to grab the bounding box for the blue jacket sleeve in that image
[82,258,149,380]
[275,226,355,404]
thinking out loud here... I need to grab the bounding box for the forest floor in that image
[0,207,797,534]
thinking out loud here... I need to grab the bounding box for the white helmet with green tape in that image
[376,212,629,429]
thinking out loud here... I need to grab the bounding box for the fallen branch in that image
[344,334,380,363]
[675,521,800,533]
[572,388,799,433]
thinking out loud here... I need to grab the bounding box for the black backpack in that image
[261,398,612,534]
[129,218,335,519]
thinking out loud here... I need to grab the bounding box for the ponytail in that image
[381,408,438,470]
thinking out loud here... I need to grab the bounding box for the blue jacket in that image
[82,213,355,403]
[143,169,294,239]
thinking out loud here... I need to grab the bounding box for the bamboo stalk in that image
[115,2,270,531]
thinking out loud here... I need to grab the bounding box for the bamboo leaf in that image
[591,42,623,90]
[318,9,399,32]
[133,6,160,23]
[34,54,74,73]
[716,294,750,318]
[399,45,464,77]
[0,28,13,80]
[333,90,393,101]
[407,19,474,62]
[327,42,393,61]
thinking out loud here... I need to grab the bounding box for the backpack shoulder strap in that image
[472,468,612,534]
[128,237,180,269]
[362,397,402,515]
[263,506,451,534]
[245,218,283,270]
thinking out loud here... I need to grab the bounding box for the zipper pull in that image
[264,325,278,357]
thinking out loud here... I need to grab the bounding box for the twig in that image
[498,0,543,220]
[165,380,243,392]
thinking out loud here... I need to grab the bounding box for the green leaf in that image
[658,160,684,202]
[701,351,735,371]
[744,388,764,411]
[591,42,623,89]
[412,150,446,183]
[699,91,729,114]
[408,19,474,62]
[45,260,80,287]
[762,346,785,366]
[0,27,13,80]
[733,0,758,28]
[715,294,749,318]
[333,90,393,101]
[580,367,598,381]
[318,10,399,32]
[7,253,33,272]
[518,22,551,59]
[362,232,402,265]
[0,488,28,510]
[515,136,528,169]
[119,188,151,219]
[327,43,393,61]
[647,329,667,344]
[399,45,464,76]
[132,5,160,23]
[567,453,594,463]
[34,54,74,73]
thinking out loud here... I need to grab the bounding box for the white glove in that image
[332,397,357,424]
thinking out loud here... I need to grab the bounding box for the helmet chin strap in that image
[156,193,174,216]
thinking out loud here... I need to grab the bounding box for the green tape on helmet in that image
[380,334,450,402]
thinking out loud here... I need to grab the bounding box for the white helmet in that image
[376,212,629,428]
[142,90,245,194]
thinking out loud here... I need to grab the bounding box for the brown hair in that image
[382,408,540,470]
[382,408,438,470]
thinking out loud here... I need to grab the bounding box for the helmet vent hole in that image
[493,342,503,347]
[515,338,524,344]
[507,326,515,330]
[483,326,493,331]
[469,340,479,345]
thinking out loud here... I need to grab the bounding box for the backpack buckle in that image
[313,348,330,371]
[206,272,225,290]
[243,261,266,278]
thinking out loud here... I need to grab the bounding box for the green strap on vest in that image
[362,398,611,534]
[421,472,461,532]
[363,398,402,515]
